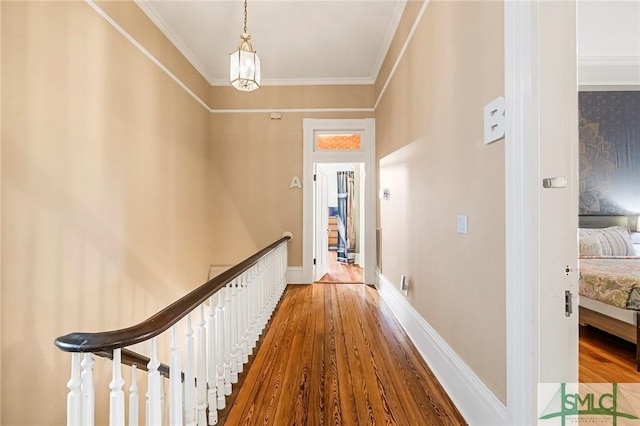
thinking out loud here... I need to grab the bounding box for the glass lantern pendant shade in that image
[230,33,260,92]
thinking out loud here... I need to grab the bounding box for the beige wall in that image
[211,85,374,110]
[95,0,211,105]
[375,0,506,402]
[209,85,373,266]
[1,2,215,424]
[1,0,508,422]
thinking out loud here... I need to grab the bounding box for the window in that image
[315,134,361,151]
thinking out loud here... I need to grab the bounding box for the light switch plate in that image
[457,215,468,234]
[484,96,505,144]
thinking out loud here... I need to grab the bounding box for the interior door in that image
[537,0,579,389]
[313,169,329,281]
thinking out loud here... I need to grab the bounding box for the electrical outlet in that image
[400,274,408,292]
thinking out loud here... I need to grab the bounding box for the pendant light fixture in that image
[229,0,260,92]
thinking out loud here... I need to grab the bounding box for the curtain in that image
[337,171,356,264]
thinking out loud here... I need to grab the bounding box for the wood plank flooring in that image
[579,325,640,383]
[316,251,363,284]
[223,284,466,425]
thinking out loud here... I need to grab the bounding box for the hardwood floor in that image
[223,284,466,425]
[579,325,640,383]
[316,251,363,284]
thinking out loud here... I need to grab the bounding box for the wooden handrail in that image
[54,236,290,354]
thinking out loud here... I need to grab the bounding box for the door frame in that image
[312,167,329,281]
[302,118,376,284]
[505,1,578,423]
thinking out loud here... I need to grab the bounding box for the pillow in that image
[579,226,635,256]
[579,232,602,256]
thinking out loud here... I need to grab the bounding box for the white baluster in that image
[223,284,232,395]
[215,289,227,406]
[256,261,265,337]
[245,272,253,353]
[235,274,247,374]
[109,349,125,426]
[81,353,95,425]
[280,246,287,297]
[229,280,239,384]
[271,251,277,301]
[247,270,256,353]
[207,296,219,425]
[269,262,275,318]
[264,259,272,328]
[240,282,249,362]
[184,314,196,426]
[272,255,279,312]
[242,270,252,364]
[197,305,207,425]
[169,326,182,426]
[67,353,82,426]
[253,264,261,345]
[215,290,227,406]
[160,378,166,426]
[129,365,138,426]
[217,363,226,408]
[146,338,162,426]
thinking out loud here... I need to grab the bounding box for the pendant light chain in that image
[243,0,248,34]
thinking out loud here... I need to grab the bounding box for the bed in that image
[578,215,640,371]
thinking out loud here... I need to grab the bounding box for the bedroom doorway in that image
[302,119,375,284]
[575,2,640,384]
[313,163,365,284]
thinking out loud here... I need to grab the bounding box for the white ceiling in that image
[135,0,639,88]
[135,0,407,86]
[577,0,640,87]
[578,0,640,58]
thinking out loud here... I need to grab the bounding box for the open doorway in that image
[314,163,364,284]
[575,1,640,384]
[302,118,376,284]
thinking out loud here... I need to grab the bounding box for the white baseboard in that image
[286,267,303,284]
[375,272,507,425]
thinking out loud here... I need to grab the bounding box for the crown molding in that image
[579,55,640,87]
[369,0,407,83]
[210,107,374,114]
[210,77,375,87]
[578,55,640,66]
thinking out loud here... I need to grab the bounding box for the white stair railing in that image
[55,237,290,426]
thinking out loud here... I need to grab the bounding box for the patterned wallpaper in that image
[579,91,640,215]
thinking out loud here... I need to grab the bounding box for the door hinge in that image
[313,174,317,182]
[565,290,573,317]
[313,258,316,265]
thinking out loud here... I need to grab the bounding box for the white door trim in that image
[504,1,536,423]
[302,118,376,284]
[505,1,578,424]
[313,168,329,281]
